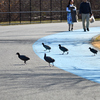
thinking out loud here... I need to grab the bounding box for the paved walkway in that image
[0,21,100,100]
[33,27,100,83]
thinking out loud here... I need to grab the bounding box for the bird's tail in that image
[53,59,55,62]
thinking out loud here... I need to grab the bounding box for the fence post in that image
[60,0,62,22]
[50,0,52,22]
[40,0,41,23]
[9,0,10,25]
[30,0,31,23]
[20,0,21,24]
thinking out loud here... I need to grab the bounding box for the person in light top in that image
[66,0,77,31]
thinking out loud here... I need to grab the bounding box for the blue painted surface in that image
[33,27,100,83]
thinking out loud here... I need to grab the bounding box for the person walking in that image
[66,0,77,31]
[79,0,92,32]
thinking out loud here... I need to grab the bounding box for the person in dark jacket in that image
[79,0,92,32]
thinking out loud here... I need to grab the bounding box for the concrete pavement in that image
[0,21,100,100]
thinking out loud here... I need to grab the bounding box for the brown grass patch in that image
[92,35,100,50]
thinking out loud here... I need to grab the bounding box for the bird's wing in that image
[44,45,51,49]
[45,56,54,62]
[20,55,30,60]
[91,48,98,52]
[61,46,68,51]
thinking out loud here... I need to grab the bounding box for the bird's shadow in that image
[14,64,25,66]
[36,66,50,69]
[54,53,68,55]
[39,51,51,54]
[83,55,95,57]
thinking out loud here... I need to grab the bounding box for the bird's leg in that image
[52,63,54,67]
[62,52,64,55]
[24,61,26,64]
[49,63,50,67]
[67,52,69,54]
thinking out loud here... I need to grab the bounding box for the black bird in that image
[44,53,55,67]
[89,47,98,56]
[42,43,51,52]
[16,52,30,64]
[58,44,69,55]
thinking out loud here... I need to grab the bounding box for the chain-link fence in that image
[0,0,100,25]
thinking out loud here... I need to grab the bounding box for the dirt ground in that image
[92,35,100,50]
[92,41,100,50]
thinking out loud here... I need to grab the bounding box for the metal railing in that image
[0,10,100,25]
[0,0,100,25]
[0,10,66,25]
